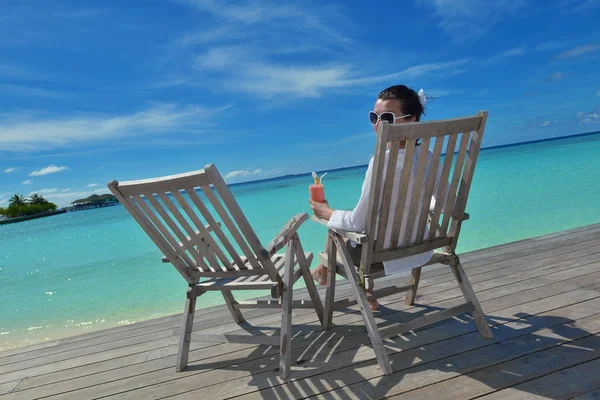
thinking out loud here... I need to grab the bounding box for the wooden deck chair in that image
[107,164,323,379]
[313,111,493,375]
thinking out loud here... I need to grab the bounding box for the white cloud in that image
[0,104,229,152]
[597,90,600,97]
[557,44,600,59]
[417,0,526,41]
[4,167,17,173]
[224,168,263,179]
[486,47,526,64]
[22,179,33,185]
[578,111,600,124]
[193,48,469,98]
[86,183,99,188]
[30,165,69,176]
[541,121,551,127]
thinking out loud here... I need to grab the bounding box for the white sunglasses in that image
[369,111,412,125]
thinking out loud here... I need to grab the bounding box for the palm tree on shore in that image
[29,193,46,205]
[9,194,27,207]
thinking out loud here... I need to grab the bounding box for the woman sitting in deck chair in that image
[310,84,437,310]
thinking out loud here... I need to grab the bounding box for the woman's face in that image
[372,98,416,133]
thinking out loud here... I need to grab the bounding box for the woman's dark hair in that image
[377,85,427,121]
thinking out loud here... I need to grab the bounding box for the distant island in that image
[0,193,62,225]
[70,194,119,211]
[0,193,121,225]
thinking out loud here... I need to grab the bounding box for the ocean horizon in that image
[2,130,600,351]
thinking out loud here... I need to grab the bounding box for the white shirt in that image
[327,147,440,275]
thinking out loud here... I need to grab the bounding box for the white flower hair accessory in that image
[418,88,427,108]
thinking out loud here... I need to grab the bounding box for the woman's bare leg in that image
[311,236,329,286]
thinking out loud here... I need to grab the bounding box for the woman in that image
[309,84,434,310]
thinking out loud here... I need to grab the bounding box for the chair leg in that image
[295,235,324,324]
[333,234,393,375]
[322,232,337,329]
[405,267,422,305]
[450,257,494,339]
[222,291,245,324]
[176,288,197,372]
[279,238,295,379]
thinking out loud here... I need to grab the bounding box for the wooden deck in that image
[2,223,600,399]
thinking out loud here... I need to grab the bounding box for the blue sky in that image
[1,0,600,207]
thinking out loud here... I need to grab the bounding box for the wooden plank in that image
[362,123,390,275]
[186,189,247,271]
[390,139,416,249]
[376,140,400,251]
[334,233,392,374]
[475,357,600,399]
[2,238,596,384]
[8,266,600,399]
[4,240,600,386]
[3,222,596,366]
[415,135,444,243]
[447,112,487,247]
[428,133,457,240]
[279,237,296,378]
[127,290,600,400]
[133,194,205,271]
[0,380,20,395]
[440,131,471,236]
[192,334,279,346]
[200,185,263,272]
[171,190,232,271]
[244,303,600,400]
[402,137,431,247]
[152,192,221,271]
[113,170,211,197]
[387,333,600,400]
[574,389,600,399]
[2,228,596,382]
[386,114,482,141]
[205,165,279,281]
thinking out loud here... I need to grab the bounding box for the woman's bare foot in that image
[311,264,328,286]
[368,299,380,310]
[366,290,380,310]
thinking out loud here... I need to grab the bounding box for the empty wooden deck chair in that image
[313,111,493,374]
[107,164,323,379]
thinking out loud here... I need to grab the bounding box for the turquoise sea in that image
[1,132,600,351]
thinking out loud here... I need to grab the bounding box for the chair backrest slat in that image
[108,165,280,282]
[133,193,208,272]
[171,190,233,271]
[364,111,487,263]
[402,137,431,247]
[438,132,471,236]
[185,188,247,271]
[447,113,487,240]
[415,135,444,243]
[389,139,417,248]
[155,192,222,272]
[200,185,262,271]
[375,141,400,251]
[204,165,280,282]
[428,133,458,240]
[112,189,197,283]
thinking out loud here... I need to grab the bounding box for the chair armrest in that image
[310,215,368,244]
[264,213,309,256]
[161,222,221,263]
